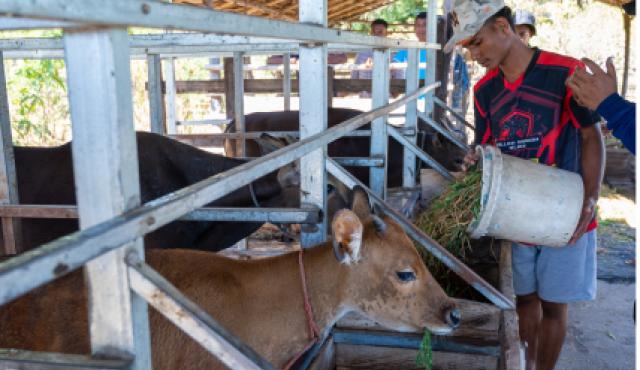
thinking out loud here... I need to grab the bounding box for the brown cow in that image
[0,188,459,369]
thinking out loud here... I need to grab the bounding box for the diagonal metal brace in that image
[326,159,515,310]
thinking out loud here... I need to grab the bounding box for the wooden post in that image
[299,0,328,247]
[224,57,235,120]
[327,66,335,108]
[233,52,245,157]
[147,53,165,134]
[621,12,630,98]
[163,57,177,135]
[403,49,419,188]
[370,48,390,198]
[63,27,152,368]
[0,51,21,255]
[283,53,291,111]
[499,241,521,370]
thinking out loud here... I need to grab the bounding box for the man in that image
[445,1,604,370]
[393,11,428,79]
[352,18,389,81]
[514,9,536,45]
[567,57,635,154]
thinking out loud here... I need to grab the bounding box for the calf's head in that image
[331,187,460,335]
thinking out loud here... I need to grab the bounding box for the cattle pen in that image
[0,1,521,370]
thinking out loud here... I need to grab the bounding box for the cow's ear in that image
[255,133,286,155]
[331,209,363,265]
[350,186,372,221]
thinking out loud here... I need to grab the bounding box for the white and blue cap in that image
[443,0,505,53]
[514,9,536,35]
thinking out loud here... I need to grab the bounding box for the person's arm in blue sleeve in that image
[596,93,636,154]
[566,57,636,155]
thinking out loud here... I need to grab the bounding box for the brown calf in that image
[0,188,459,369]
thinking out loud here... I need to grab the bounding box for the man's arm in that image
[569,123,604,244]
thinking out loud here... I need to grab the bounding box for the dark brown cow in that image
[224,108,465,187]
[8,132,297,253]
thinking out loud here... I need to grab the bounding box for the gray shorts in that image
[511,230,597,303]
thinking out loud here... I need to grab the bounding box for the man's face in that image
[371,24,387,37]
[463,19,511,70]
[515,25,533,45]
[415,18,427,42]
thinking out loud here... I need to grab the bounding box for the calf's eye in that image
[396,271,416,282]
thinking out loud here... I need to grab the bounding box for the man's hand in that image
[461,149,479,172]
[568,196,597,245]
[566,57,618,111]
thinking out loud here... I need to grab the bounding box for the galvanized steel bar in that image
[63,27,152,368]
[0,205,320,223]
[433,96,474,130]
[0,2,439,50]
[163,57,177,135]
[418,112,469,151]
[326,158,515,310]
[369,48,390,198]
[424,0,438,118]
[147,53,165,134]
[283,52,291,111]
[403,48,419,188]
[0,17,80,30]
[298,0,328,247]
[0,82,438,308]
[0,51,21,255]
[233,52,246,157]
[126,253,276,370]
[387,125,454,181]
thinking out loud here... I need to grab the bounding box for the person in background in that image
[392,11,428,79]
[514,9,536,46]
[446,1,604,369]
[352,18,389,80]
[567,57,635,154]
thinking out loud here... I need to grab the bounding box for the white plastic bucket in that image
[467,146,584,247]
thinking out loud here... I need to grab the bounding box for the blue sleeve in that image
[392,50,408,63]
[596,93,636,155]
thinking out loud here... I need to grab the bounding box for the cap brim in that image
[443,33,472,54]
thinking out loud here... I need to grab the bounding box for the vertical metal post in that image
[283,53,291,111]
[403,48,419,188]
[163,57,177,135]
[0,51,21,255]
[147,53,165,134]
[233,52,246,157]
[63,28,151,369]
[299,0,328,247]
[424,0,438,117]
[370,48,390,198]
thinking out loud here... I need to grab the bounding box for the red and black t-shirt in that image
[474,48,596,172]
[473,48,597,231]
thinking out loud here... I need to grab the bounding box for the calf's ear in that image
[331,209,363,265]
[350,186,372,221]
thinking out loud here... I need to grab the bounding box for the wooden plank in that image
[224,57,235,120]
[335,344,498,370]
[0,51,21,255]
[336,298,500,342]
[0,349,130,370]
[147,53,165,134]
[333,328,500,357]
[162,79,408,95]
[163,58,177,134]
[63,27,151,367]
[307,336,336,370]
[498,241,522,370]
[327,66,335,108]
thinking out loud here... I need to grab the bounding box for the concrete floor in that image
[555,280,635,370]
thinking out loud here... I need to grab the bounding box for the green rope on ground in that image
[416,330,433,370]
